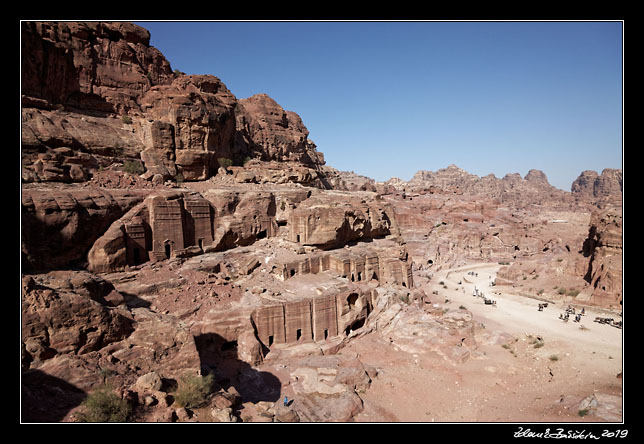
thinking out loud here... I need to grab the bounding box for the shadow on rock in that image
[194,333,281,404]
[21,369,87,422]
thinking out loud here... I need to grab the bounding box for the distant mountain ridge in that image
[383,164,622,209]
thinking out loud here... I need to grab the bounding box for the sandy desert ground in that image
[347,263,623,423]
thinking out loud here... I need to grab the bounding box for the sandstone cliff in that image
[571,168,623,207]
[22,21,328,186]
[579,206,623,308]
[21,187,148,271]
[387,165,578,209]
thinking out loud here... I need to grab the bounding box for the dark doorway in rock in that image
[221,340,238,352]
[347,293,359,309]
[345,318,365,336]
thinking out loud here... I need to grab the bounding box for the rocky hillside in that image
[571,168,623,207]
[21,21,623,423]
[385,165,575,209]
[384,164,622,310]
[21,21,326,186]
[385,164,623,211]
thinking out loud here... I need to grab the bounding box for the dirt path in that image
[441,263,622,359]
[351,262,623,423]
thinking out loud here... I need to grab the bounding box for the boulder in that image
[135,372,163,392]
[21,273,135,365]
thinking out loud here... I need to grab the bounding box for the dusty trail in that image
[351,262,623,423]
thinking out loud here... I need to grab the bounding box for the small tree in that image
[173,373,214,409]
[77,385,131,422]
[217,157,233,169]
[123,160,144,175]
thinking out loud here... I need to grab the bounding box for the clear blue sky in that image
[135,21,623,191]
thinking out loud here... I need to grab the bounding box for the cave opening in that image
[221,340,238,352]
[347,293,359,309]
[345,318,365,336]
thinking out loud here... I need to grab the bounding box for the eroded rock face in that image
[387,165,576,209]
[580,207,623,308]
[286,355,371,422]
[21,21,174,114]
[235,94,324,167]
[22,22,329,186]
[87,189,279,272]
[287,194,400,250]
[21,188,147,271]
[226,161,328,188]
[572,169,623,207]
[139,75,239,180]
[21,272,135,366]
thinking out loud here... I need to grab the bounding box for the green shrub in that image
[77,385,131,422]
[218,157,233,168]
[175,173,184,186]
[173,373,214,409]
[122,159,144,175]
[121,115,132,124]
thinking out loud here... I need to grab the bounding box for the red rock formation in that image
[388,165,577,209]
[21,21,174,113]
[287,194,399,250]
[251,288,373,349]
[235,94,324,167]
[21,272,134,366]
[572,168,623,207]
[580,207,623,308]
[87,190,279,272]
[21,21,329,186]
[139,75,239,180]
[21,188,147,271]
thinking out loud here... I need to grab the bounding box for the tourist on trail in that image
[284,396,288,407]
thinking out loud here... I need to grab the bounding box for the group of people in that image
[471,285,497,306]
[558,305,585,323]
